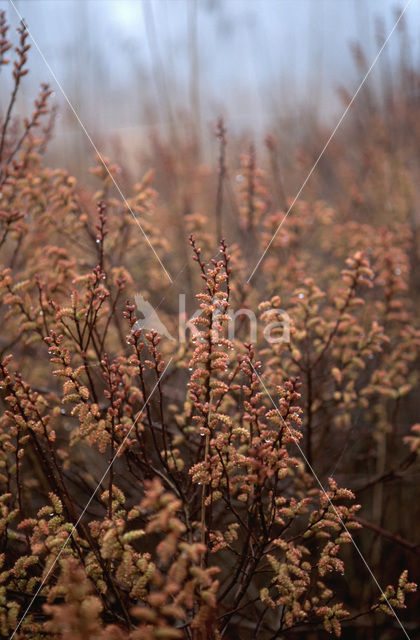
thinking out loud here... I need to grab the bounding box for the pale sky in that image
[2,1,419,159]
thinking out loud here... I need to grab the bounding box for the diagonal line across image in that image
[4,1,416,638]
[9,358,173,640]
[9,0,173,284]
[249,362,412,640]
[246,0,414,284]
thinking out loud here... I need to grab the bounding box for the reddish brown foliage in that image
[0,14,418,640]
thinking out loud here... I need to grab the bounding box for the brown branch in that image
[355,516,420,553]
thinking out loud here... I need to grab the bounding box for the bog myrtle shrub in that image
[0,15,418,639]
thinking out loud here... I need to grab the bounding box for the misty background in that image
[2,0,420,174]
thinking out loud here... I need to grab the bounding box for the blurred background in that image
[2,0,420,177]
[1,4,420,636]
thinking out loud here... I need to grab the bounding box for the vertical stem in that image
[200,392,212,569]
[246,145,256,234]
[15,431,30,547]
[200,437,210,555]
[215,119,226,242]
[305,369,313,468]
[188,0,201,152]
[108,416,115,519]
[371,432,386,570]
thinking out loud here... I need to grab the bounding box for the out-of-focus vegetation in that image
[0,6,419,639]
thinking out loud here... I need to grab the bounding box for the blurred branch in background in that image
[2,0,418,179]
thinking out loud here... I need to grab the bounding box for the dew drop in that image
[95,238,100,244]
[298,293,304,299]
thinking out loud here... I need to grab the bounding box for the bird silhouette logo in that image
[133,293,175,341]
